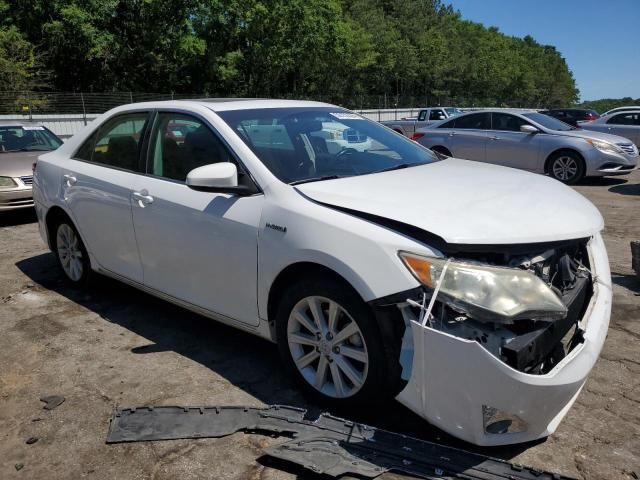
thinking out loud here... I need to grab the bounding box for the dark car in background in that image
[540,108,600,127]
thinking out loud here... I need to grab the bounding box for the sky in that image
[447,0,640,101]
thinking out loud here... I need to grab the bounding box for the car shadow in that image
[612,272,640,293]
[578,177,628,187]
[16,252,538,464]
[609,182,640,196]
[0,208,37,227]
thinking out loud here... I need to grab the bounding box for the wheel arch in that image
[544,148,585,174]
[44,205,76,251]
[267,262,364,323]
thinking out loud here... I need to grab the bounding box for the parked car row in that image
[31,99,612,447]
[380,107,463,138]
[413,109,638,184]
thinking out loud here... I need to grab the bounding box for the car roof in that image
[603,106,640,115]
[0,121,46,127]
[457,109,538,115]
[116,98,338,112]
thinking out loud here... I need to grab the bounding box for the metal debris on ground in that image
[106,405,576,480]
[40,395,65,410]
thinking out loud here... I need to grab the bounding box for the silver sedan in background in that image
[415,109,638,184]
[579,110,640,147]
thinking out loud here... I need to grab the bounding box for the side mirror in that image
[520,125,539,134]
[186,162,254,195]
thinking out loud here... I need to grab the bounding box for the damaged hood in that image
[296,158,603,245]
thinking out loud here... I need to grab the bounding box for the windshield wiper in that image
[374,163,412,174]
[290,175,342,185]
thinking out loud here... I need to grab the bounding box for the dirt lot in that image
[1,171,639,480]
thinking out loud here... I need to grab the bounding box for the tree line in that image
[1,0,580,108]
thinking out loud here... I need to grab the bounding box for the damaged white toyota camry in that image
[33,100,611,446]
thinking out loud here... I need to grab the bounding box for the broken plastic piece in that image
[106,405,576,480]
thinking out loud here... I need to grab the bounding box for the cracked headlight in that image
[586,138,621,155]
[399,252,567,323]
[0,176,17,188]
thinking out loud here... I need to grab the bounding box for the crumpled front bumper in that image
[395,233,612,446]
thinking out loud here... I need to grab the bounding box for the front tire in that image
[53,220,91,284]
[275,275,390,407]
[548,151,585,184]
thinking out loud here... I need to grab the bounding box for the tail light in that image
[411,132,426,141]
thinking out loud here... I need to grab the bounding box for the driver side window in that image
[148,113,235,182]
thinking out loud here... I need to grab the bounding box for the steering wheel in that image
[335,147,358,160]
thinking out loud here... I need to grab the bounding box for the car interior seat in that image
[107,136,138,170]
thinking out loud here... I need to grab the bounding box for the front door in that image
[131,112,263,326]
[485,113,541,171]
[63,112,150,282]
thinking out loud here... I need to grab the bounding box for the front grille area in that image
[617,143,637,155]
[0,197,33,207]
[20,175,33,186]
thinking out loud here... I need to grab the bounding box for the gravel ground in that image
[0,171,638,480]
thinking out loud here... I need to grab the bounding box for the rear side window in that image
[452,112,490,130]
[491,113,530,131]
[607,113,639,125]
[148,113,236,182]
[429,109,445,120]
[74,131,98,161]
[86,113,149,171]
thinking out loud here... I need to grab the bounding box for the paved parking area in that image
[1,171,638,480]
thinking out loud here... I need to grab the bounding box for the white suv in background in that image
[33,99,611,446]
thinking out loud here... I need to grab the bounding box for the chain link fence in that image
[0,91,533,136]
[0,91,532,115]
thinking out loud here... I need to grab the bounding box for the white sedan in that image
[33,99,611,446]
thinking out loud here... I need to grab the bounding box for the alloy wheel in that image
[56,224,84,282]
[287,296,369,398]
[552,156,578,181]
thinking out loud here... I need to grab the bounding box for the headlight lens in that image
[0,176,17,188]
[587,138,621,155]
[399,252,567,323]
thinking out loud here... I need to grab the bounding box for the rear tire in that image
[547,151,585,184]
[52,219,91,285]
[431,146,452,157]
[275,274,392,407]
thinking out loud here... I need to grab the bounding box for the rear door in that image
[62,112,150,282]
[445,112,490,161]
[485,112,541,171]
[131,111,263,326]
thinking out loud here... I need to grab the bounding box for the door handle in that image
[490,135,500,140]
[448,132,456,137]
[63,174,77,186]
[132,191,154,207]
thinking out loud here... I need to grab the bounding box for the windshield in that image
[445,108,464,116]
[218,107,439,184]
[524,112,575,131]
[0,125,63,153]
